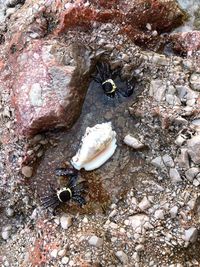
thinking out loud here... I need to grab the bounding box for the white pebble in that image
[61,256,69,264]
[2,230,10,240]
[138,196,151,211]
[88,235,103,247]
[115,251,128,264]
[50,249,58,258]
[60,215,72,230]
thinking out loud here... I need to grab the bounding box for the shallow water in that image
[32,79,146,214]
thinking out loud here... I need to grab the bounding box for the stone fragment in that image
[115,251,128,264]
[162,154,174,168]
[184,227,198,243]
[175,135,186,146]
[169,206,178,218]
[151,156,165,169]
[129,214,149,233]
[176,148,190,169]
[6,207,14,217]
[187,135,200,164]
[149,80,166,102]
[138,197,151,211]
[60,215,73,230]
[169,168,182,183]
[21,166,33,178]
[193,179,200,187]
[61,257,69,265]
[58,249,66,257]
[154,209,164,220]
[2,230,10,240]
[124,135,145,149]
[50,249,58,258]
[185,167,199,182]
[190,72,200,92]
[88,236,103,247]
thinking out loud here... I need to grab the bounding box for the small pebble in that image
[60,215,73,230]
[50,249,58,258]
[115,251,128,264]
[61,256,69,264]
[88,235,103,247]
[21,166,33,178]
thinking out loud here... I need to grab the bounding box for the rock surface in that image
[11,40,93,136]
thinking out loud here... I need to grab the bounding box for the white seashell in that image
[71,122,117,171]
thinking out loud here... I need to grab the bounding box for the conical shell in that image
[71,122,117,171]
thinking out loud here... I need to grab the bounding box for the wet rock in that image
[185,167,199,182]
[187,135,200,164]
[88,235,103,247]
[60,214,73,230]
[21,166,33,178]
[124,134,145,150]
[115,251,128,264]
[12,40,93,136]
[169,168,182,183]
[184,227,198,243]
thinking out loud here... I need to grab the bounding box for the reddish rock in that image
[11,40,93,136]
[56,0,186,36]
[170,31,200,54]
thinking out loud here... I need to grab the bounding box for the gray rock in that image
[185,167,199,182]
[138,196,151,211]
[129,214,149,233]
[88,236,103,247]
[151,156,165,169]
[187,135,200,164]
[154,209,164,220]
[176,148,190,169]
[2,230,10,240]
[169,206,178,218]
[115,251,128,264]
[21,166,33,178]
[190,73,200,91]
[176,85,188,101]
[149,80,166,102]
[60,215,72,230]
[162,154,174,168]
[193,179,200,187]
[6,208,14,217]
[169,168,182,183]
[192,119,200,126]
[175,135,186,146]
[184,227,198,243]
